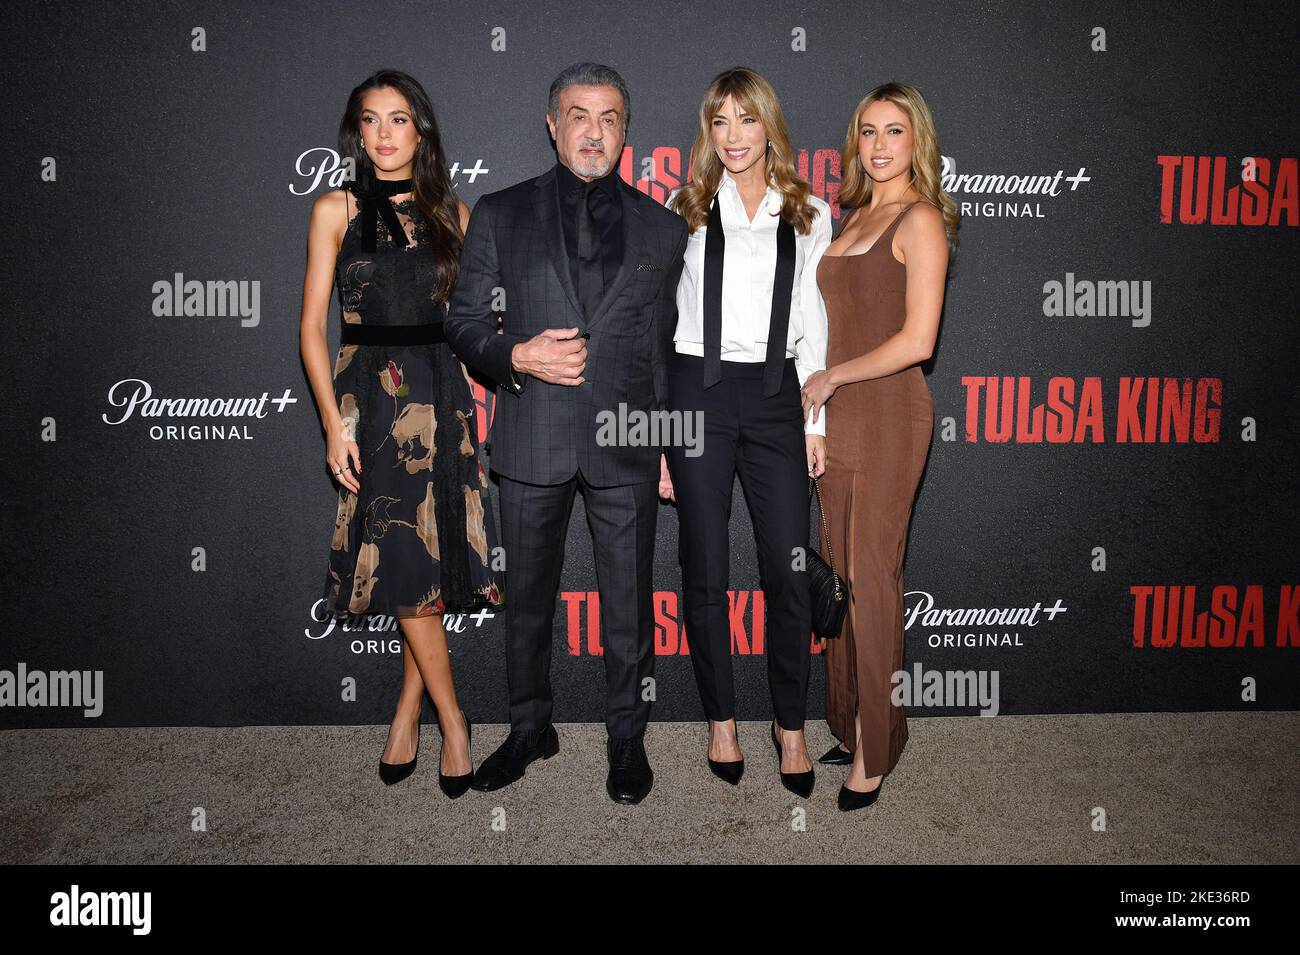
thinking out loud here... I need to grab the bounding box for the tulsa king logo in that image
[621,144,843,211]
[959,376,1222,443]
[1157,156,1298,226]
[101,378,297,441]
[1130,585,1300,648]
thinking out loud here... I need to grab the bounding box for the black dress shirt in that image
[554,160,624,296]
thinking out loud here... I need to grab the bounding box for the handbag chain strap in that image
[809,476,839,580]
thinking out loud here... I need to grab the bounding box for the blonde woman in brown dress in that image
[800,82,958,811]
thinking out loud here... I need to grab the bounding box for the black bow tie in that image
[350,173,413,252]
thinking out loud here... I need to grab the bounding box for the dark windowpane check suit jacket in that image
[445,162,689,488]
[444,162,688,737]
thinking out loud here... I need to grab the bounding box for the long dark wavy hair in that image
[337,69,462,301]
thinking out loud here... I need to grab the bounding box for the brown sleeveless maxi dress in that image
[815,201,933,777]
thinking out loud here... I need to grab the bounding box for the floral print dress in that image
[323,181,503,619]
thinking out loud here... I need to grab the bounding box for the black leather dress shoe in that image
[818,742,854,765]
[378,721,420,785]
[838,776,884,811]
[770,721,815,799]
[469,724,559,792]
[438,709,475,799]
[607,735,653,804]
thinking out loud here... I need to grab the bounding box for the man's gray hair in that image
[547,62,631,131]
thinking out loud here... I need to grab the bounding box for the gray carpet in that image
[2,713,1295,864]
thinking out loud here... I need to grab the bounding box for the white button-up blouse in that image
[666,172,832,435]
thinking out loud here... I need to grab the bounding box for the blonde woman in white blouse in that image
[661,66,831,798]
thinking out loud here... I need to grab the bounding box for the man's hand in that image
[511,327,587,386]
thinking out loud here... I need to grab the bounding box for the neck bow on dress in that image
[349,171,414,252]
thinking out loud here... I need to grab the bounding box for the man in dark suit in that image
[444,62,688,804]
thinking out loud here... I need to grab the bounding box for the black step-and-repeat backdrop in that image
[4,1,1297,728]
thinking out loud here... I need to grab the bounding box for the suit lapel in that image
[535,167,582,316]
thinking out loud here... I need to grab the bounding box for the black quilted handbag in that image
[808,476,850,639]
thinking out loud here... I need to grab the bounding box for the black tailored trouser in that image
[497,466,658,738]
[664,352,812,730]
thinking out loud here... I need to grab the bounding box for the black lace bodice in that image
[335,191,448,327]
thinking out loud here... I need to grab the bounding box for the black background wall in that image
[3,1,1296,728]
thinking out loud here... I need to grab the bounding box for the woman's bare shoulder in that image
[900,199,946,238]
[312,187,349,220]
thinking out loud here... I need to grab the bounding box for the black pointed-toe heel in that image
[705,722,744,785]
[769,721,814,798]
[439,708,475,799]
[838,776,884,812]
[707,756,745,785]
[818,743,854,765]
[379,721,419,786]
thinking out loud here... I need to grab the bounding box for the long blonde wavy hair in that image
[672,67,816,235]
[837,82,959,251]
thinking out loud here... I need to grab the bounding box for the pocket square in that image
[635,262,664,272]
